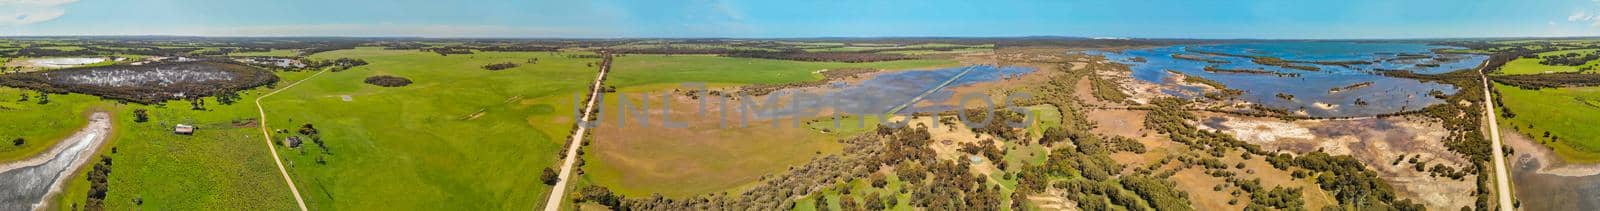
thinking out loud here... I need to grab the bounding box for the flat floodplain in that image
[263,47,597,209]
[582,55,960,197]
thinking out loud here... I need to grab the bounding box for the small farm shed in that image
[174,124,196,135]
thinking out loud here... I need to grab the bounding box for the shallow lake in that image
[1094,42,1488,117]
[0,114,106,210]
[26,57,106,68]
[755,65,1034,117]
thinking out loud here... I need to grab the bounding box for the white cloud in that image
[0,0,77,26]
[0,0,77,5]
[1572,10,1590,21]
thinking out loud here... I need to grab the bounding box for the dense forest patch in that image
[363,75,413,87]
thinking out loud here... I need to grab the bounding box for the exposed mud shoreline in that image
[0,112,111,211]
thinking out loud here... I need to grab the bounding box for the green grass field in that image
[260,47,597,210]
[40,71,321,210]
[1497,49,1600,75]
[1496,83,1600,163]
[0,87,100,162]
[229,49,303,57]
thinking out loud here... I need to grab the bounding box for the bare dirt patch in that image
[1169,167,1240,210]
[1195,113,1474,210]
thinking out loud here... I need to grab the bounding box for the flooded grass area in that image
[1095,42,1488,117]
[0,61,277,103]
[235,57,307,69]
[786,65,1034,115]
[585,64,1033,197]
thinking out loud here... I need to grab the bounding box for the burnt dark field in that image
[0,61,277,104]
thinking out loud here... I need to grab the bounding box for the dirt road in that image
[542,53,612,211]
[1478,61,1514,211]
[255,70,328,211]
[0,112,110,211]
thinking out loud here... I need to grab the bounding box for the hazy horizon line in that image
[2,34,1597,41]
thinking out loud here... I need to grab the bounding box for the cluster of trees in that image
[1173,70,1228,90]
[1264,151,1427,210]
[1013,137,1187,210]
[85,156,113,210]
[863,45,968,53]
[481,62,519,71]
[297,42,362,56]
[1011,84,1191,210]
[990,37,1209,49]
[7,47,97,57]
[1038,127,1145,154]
[133,109,149,123]
[305,58,369,72]
[1143,98,1269,155]
[1385,53,1433,62]
[724,50,912,63]
[1491,73,1600,89]
[1245,186,1305,210]
[376,42,428,50]
[112,47,205,57]
[1089,74,1132,103]
[734,68,877,96]
[604,47,736,55]
[195,47,273,56]
[17,91,50,105]
[1203,66,1301,77]
[332,58,369,71]
[962,109,1029,141]
[421,47,475,56]
[573,186,622,208]
[1329,81,1374,93]
[1538,50,1600,66]
[296,123,331,156]
[1250,57,1321,71]
[1120,175,1193,210]
[903,159,1005,210]
[475,45,560,52]
[958,140,1004,165]
[540,167,560,185]
[1171,54,1229,63]
[363,75,413,87]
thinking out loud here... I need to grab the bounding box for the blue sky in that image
[2,0,1598,39]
